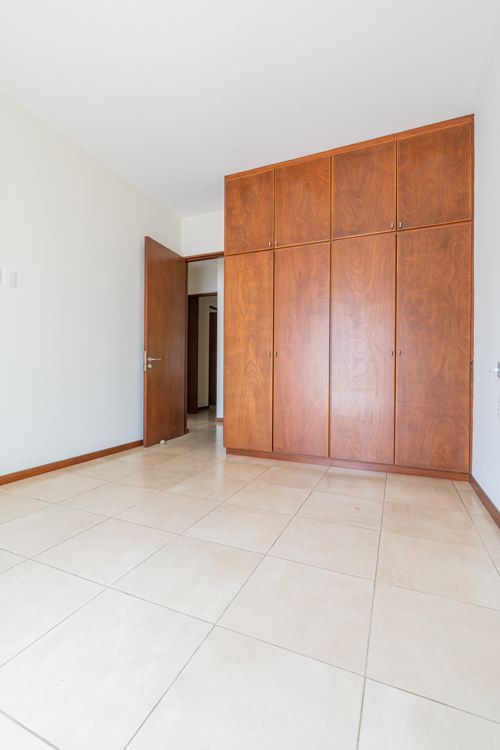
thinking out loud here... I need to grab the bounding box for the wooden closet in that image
[223,115,473,480]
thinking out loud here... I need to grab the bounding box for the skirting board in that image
[225,448,470,482]
[215,417,223,423]
[0,440,143,486]
[470,476,500,530]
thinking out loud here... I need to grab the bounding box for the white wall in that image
[181,210,224,257]
[0,91,181,475]
[473,33,500,510]
[187,259,218,294]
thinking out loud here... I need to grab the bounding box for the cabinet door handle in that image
[275,241,278,246]
[391,223,394,229]
[390,351,394,357]
[399,222,402,228]
[397,350,401,356]
[268,352,271,356]
[268,242,272,247]
[274,352,277,356]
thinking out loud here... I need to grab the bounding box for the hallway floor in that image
[0,410,500,748]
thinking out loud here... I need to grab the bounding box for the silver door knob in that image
[148,357,161,361]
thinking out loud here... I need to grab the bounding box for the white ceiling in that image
[1,0,499,217]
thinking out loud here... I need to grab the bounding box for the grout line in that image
[0,708,61,749]
[356,475,386,749]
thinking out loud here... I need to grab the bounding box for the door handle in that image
[148,357,162,361]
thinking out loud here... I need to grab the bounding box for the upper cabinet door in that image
[225,170,274,255]
[275,157,330,247]
[397,124,472,230]
[332,141,396,239]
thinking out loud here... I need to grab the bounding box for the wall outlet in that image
[2,269,17,287]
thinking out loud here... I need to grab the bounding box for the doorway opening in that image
[186,256,224,425]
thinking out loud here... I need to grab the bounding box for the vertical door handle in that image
[275,241,278,246]
[399,222,402,228]
[268,242,272,247]
[274,352,277,356]
[397,350,401,356]
[390,351,394,357]
[268,352,271,356]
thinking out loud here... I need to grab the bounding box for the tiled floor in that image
[0,410,500,749]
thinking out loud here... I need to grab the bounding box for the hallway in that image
[0,412,499,748]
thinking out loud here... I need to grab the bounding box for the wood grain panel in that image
[331,234,396,463]
[332,141,396,238]
[396,224,472,472]
[397,123,472,229]
[274,243,330,457]
[275,157,330,247]
[143,237,186,446]
[223,251,273,451]
[225,170,274,254]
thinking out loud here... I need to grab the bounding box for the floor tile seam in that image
[311,488,385,503]
[371,577,500,612]
[114,495,228,539]
[0,503,54,527]
[109,586,214,626]
[356,478,386,750]
[180,529,274,555]
[0,707,61,749]
[214,623,366,680]
[121,623,218,749]
[376,527,484,550]
[295,510,381,533]
[383,498,471,514]
[72,465,148,482]
[265,551,377,583]
[61,485,165,519]
[32,527,180,588]
[454,493,500,580]
[365,677,500,727]
[21,513,111,559]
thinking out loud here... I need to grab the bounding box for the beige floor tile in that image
[227,454,279,468]
[5,474,107,503]
[256,464,325,490]
[115,535,262,622]
[490,550,500,574]
[458,489,490,515]
[202,461,268,481]
[453,480,472,490]
[185,504,292,553]
[315,473,386,501]
[0,505,103,557]
[112,451,172,467]
[117,467,194,492]
[35,519,173,586]
[117,493,219,533]
[385,481,464,511]
[368,583,500,722]
[298,490,383,531]
[220,556,373,673]
[0,560,102,665]
[228,481,310,515]
[167,473,247,502]
[472,515,500,551]
[61,456,115,472]
[0,589,210,750]
[0,469,70,493]
[0,493,48,524]
[377,532,500,608]
[60,483,159,516]
[157,455,221,473]
[359,679,500,750]
[0,713,58,749]
[0,548,25,573]
[275,460,329,473]
[327,466,387,480]
[270,515,379,579]
[382,502,483,548]
[387,473,454,488]
[71,459,141,481]
[127,627,363,750]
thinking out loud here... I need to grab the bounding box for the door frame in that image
[185,253,224,424]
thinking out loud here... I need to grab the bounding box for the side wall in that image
[473,33,500,510]
[0,92,181,474]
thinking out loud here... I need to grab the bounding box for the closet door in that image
[223,251,274,451]
[330,234,396,464]
[397,123,472,230]
[332,141,396,239]
[274,243,330,457]
[225,170,274,255]
[396,224,471,472]
[275,157,330,247]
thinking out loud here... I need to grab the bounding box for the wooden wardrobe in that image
[223,116,473,480]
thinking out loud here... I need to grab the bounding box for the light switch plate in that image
[2,269,17,287]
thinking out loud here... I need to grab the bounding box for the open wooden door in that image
[143,236,187,446]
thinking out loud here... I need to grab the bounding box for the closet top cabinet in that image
[332,141,396,239]
[397,123,472,230]
[225,169,274,255]
[275,157,330,247]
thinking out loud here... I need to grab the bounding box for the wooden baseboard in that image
[214,417,223,423]
[470,476,500,529]
[197,405,209,411]
[225,448,470,482]
[0,440,143,486]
